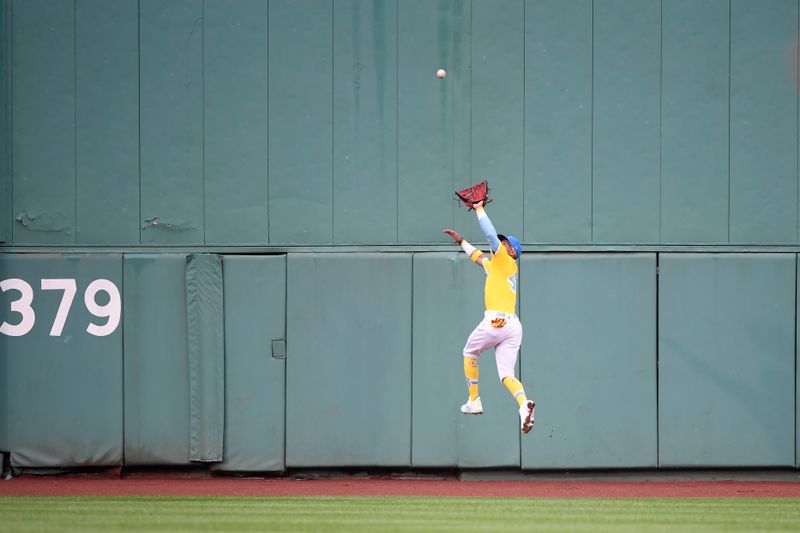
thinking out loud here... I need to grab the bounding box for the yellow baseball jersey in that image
[480,244,518,315]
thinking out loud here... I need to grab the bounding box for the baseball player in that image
[443,201,535,433]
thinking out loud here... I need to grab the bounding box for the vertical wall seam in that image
[121,254,126,465]
[137,0,142,245]
[201,0,206,245]
[283,254,289,469]
[266,0,270,244]
[331,0,334,244]
[8,0,13,243]
[796,0,799,245]
[451,1,456,229]
[727,0,732,243]
[655,252,660,467]
[395,0,399,243]
[73,0,77,244]
[658,0,663,243]
[518,0,525,462]
[409,253,413,467]
[467,0,472,233]
[590,0,594,243]
[517,248,524,463]
[794,252,798,467]
[521,0,525,243]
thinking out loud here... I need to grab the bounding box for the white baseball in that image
[436,68,446,79]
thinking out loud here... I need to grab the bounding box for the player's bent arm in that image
[443,229,486,266]
[475,206,501,253]
[460,239,486,267]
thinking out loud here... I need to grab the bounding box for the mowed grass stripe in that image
[1,496,799,532]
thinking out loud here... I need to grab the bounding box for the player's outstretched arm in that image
[473,201,501,253]
[443,229,486,266]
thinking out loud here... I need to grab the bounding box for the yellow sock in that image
[463,357,479,400]
[502,376,528,408]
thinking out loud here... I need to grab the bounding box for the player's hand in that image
[473,200,484,210]
[443,229,463,244]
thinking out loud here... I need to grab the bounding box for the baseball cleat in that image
[460,397,483,415]
[519,401,535,433]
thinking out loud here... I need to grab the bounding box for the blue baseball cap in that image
[497,234,522,259]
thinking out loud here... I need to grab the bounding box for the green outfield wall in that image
[2,0,800,472]
[1,252,798,470]
[2,0,800,247]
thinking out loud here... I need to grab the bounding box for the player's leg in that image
[464,357,479,401]
[460,320,494,414]
[495,318,535,433]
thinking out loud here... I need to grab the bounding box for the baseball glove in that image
[455,180,493,210]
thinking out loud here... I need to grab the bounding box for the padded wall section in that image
[139,0,204,244]
[0,255,123,467]
[123,254,190,464]
[412,253,520,468]
[524,0,592,244]
[660,0,729,243]
[592,0,660,243]
[520,254,657,469]
[333,0,398,243]
[75,0,139,244]
[268,0,333,244]
[729,0,797,243]
[659,254,795,466]
[214,256,286,472]
[204,0,268,245]
[185,254,224,462]
[12,0,75,244]
[286,253,412,467]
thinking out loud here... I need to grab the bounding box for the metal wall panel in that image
[592,0,660,243]
[332,0,398,243]
[123,254,190,464]
[659,254,795,466]
[449,1,472,244]
[470,0,523,244]
[11,0,75,244]
[286,253,412,467]
[661,0,729,243]
[75,0,139,245]
[398,0,460,243]
[214,256,286,472]
[0,254,123,467]
[139,0,204,244]
[268,0,333,244]
[524,0,592,244]
[204,0,268,245]
[729,0,797,244]
[0,0,10,244]
[520,253,657,469]
[412,253,520,468]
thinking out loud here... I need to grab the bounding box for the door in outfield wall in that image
[123,253,287,470]
[214,255,287,471]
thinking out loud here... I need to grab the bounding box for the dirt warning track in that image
[2,474,800,498]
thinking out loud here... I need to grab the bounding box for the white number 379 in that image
[0,278,121,337]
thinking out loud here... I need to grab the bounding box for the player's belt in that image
[484,310,515,328]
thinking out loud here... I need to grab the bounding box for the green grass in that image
[1,496,799,532]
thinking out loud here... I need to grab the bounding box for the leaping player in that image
[443,201,535,434]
